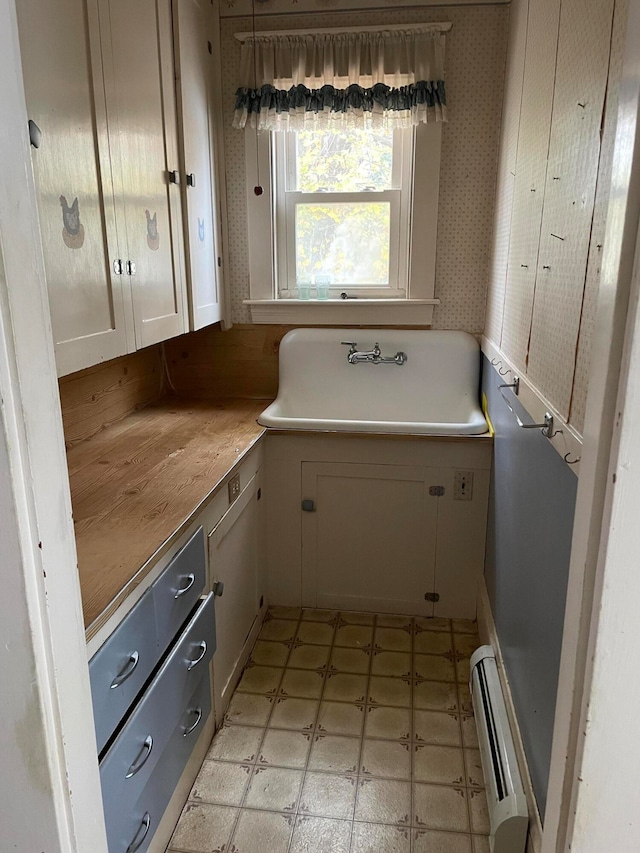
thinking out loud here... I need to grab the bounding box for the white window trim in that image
[244,122,442,325]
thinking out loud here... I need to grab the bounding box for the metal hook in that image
[564,452,581,465]
[498,365,510,376]
[498,376,520,395]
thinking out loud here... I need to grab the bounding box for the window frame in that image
[244,122,442,325]
[274,129,412,299]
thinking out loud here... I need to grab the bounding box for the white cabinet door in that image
[208,474,262,720]
[174,0,223,330]
[100,0,187,349]
[17,0,133,376]
[301,463,440,617]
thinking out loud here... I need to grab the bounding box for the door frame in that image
[0,3,107,849]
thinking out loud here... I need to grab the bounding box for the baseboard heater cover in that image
[470,645,528,853]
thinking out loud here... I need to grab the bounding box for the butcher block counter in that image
[66,398,267,640]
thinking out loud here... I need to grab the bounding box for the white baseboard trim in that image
[477,577,543,853]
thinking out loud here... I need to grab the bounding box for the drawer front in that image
[100,593,216,823]
[90,590,158,754]
[105,675,212,853]
[153,527,206,650]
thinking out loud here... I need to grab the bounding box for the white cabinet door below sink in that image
[301,463,440,617]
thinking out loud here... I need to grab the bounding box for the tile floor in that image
[167,607,489,853]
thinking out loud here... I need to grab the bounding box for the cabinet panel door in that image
[301,463,439,617]
[208,475,261,717]
[101,0,187,349]
[174,0,222,330]
[17,0,133,376]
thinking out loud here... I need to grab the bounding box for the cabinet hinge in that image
[424,592,440,602]
[429,486,445,497]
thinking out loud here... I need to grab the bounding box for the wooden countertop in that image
[67,398,267,638]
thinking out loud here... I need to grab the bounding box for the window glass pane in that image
[295,130,393,193]
[295,203,390,286]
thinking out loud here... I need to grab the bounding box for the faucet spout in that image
[341,341,407,366]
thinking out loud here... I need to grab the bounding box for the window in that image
[245,122,442,324]
[274,128,413,299]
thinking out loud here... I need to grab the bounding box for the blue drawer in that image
[90,590,158,753]
[100,593,216,833]
[106,674,212,853]
[152,527,206,649]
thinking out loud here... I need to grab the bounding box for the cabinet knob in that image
[168,169,180,184]
[113,258,123,276]
[186,173,196,188]
[126,260,136,276]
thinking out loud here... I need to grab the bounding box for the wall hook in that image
[499,376,520,395]
[498,365,511,376]
[564,452,581,464]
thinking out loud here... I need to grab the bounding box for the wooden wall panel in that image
[164,324,286,400]
[527,0,615,417]
[500,0,561,367]
[569,0,630,432]
[59,345,164,447]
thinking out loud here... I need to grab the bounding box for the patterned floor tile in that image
[169,802,238,853]
[206,724,263,764]
[299,771,358,820]
[230,809,294,853]
[289,815,352,853]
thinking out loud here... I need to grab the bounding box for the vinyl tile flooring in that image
[166,607,488,853]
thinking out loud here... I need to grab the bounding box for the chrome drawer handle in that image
[183,706,203,737]
[126,813,150,853]
[110,651,139,689]
[187,641,207,672]
[174,573,195,599]
[125,735,153,779]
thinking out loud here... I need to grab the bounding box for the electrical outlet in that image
[228,473,241,504]
[453,470,473,501]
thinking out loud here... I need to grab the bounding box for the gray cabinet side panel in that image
[482,358,577,817]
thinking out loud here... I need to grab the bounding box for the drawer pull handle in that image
[187,641,207,671]
[125,735,154,779]
[174,573,195,599]
[183,706,203,737]
[110,651,139,689]
[126,813,150,853]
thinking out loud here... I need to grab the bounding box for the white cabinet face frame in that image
[173,0,223,331]
[98,0,188,350]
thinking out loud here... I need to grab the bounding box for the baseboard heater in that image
[470,645,528,852]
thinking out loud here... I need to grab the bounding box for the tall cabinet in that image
[17,0,224,377]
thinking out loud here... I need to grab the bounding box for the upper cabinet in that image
[17,0,132,376]
[17,0,224,377]
[174,0,224,330]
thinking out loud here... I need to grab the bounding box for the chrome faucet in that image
[341,341,407,366]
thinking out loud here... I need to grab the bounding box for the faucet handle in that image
[341,341,357,346]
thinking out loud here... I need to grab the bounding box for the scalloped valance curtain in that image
[233,27,448,132]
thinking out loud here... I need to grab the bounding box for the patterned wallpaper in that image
[219,4,510,330]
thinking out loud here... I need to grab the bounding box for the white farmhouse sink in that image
[258,328,488,435]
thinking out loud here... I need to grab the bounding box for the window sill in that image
[244,299,440,325]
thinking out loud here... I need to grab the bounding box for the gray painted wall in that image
[482,359,578,818]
